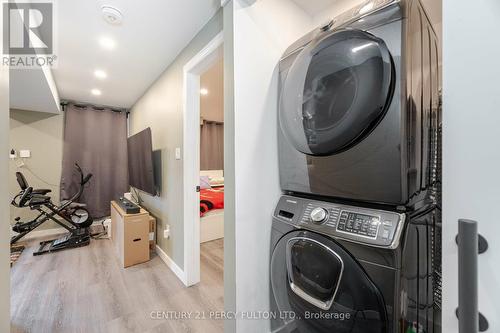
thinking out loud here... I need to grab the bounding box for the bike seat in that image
[29,195,51,206]
[33,189,51,195]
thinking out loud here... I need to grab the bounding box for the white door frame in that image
[183,32,223,287]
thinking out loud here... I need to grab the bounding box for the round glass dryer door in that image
[279,29,394,156]
[271,230,387,333]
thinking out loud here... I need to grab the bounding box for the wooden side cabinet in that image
[111,201,150,268]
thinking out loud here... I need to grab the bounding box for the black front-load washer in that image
[272,231,389,332]
[270,195,440,333]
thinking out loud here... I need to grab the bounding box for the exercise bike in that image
[11,163,94,255]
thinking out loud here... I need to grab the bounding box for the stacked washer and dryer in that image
[270,0,441,332]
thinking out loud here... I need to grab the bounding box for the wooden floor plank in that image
[10,236,224,333]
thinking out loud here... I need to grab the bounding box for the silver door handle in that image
[288,282,332,311]
[456,219,489,332]
[285,237,343,311]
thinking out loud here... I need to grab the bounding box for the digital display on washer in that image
[337,211,380,238]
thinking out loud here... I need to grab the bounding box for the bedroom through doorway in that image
[199,55,224,303]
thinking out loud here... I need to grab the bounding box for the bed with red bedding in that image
[200,186,224,216]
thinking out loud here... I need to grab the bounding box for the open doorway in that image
[182,32,223,289]
[199,55,224,298]
[197,55,224,318]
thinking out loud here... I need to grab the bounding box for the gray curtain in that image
[60,104,128,218]
[200,121,224,170]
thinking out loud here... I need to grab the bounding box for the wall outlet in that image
[19,150,31,158]
[9,149,16,159]
[175,147,181,160]
[163,225,170,239]
[103,219,112,239]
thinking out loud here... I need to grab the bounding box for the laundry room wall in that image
[311,0,364,23]
[443,0,500,331]
[231,1,312,332]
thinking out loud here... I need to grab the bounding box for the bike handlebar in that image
[75,162,92,185]
[82,173,93,185]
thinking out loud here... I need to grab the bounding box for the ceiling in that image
[52,0,219,108]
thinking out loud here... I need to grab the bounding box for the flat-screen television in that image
[128,128,156,195]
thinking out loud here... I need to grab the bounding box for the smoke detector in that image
[101,6,123,25]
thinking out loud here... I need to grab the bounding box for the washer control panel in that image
[337,211,379,238]
[274,196,405,249]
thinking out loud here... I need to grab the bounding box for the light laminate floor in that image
[10,236,224,333]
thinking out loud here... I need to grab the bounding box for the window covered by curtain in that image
[200,120,224,170]
[60,104,128,217]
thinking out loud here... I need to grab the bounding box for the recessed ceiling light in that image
[94,69,107,79]
[200,88,209,96]
[91,89,102,96]
[99,36,116,50]
[101,6,123,25]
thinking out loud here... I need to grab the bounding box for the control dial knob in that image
[310,207,328,224]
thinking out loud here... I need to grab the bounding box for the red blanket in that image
[200,186,224,216]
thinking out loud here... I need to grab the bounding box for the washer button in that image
[382,230,390,239]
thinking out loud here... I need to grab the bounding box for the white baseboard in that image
[155,245,187,286]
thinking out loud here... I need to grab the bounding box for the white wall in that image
[312,0,364,24]
[223,3,236,332]
[201,57,224,123]
[0,8,10,332]
[129,11,223,268]
[9,109,64,230]
[443,0,500,331]
[232,1,313,332]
